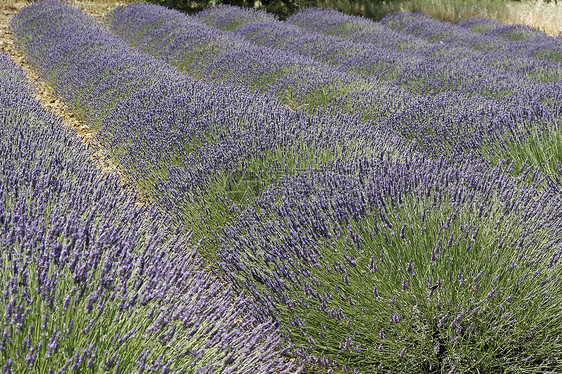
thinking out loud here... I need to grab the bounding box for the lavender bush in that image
[11,0,406,246]
[286,8,562,83]
[105,3,369,110]
[218,156,562,372]
[0,51,298,373]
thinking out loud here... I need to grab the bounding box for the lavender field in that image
[3,1,562,373]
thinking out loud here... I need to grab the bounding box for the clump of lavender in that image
[459,17,562,62]
[105,3,365,110]
[219,156,562,373]
[0,51,298,373]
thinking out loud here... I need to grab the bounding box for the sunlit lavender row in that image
[199,6,562,89]
[106,3,365,110]
[108,3,562,172]
[0,50,298,373]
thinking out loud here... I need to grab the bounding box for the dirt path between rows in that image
[0,0,146,201]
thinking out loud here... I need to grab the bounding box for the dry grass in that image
[4,0,559,35]
[398,0,562,35]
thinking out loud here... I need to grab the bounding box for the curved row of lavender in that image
[108,4,562,173]
[104,2,367,110]
[288,8,562,62]
[199,6,562,91]
[11,0,406,243]
[0,51,298,373]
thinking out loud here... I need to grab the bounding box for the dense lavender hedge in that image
[112,4,562,173]
[0,51,298,373]
[105,3,365,110]
[286,8,562,86]
[458,17,562,62]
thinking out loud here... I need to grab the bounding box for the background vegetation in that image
[142,0,561,34]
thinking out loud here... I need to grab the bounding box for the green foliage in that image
[143,0,391,19]
[481,119,562,179]
[259,185,562,372]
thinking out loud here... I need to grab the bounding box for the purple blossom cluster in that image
[0,50,298,372]
[458,16,550,42]
[218,155,562,372]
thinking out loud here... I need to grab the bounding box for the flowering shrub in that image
[218,156,562,372]
[111,4,562,171]
[106,3,365,110]
[12,0,406,245]
[0,51,298,373]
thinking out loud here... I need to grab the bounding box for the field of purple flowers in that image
[4,1,562,373]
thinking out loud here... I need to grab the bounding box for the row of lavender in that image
[104,3,363,110]
[195,5,558,166]
[106,4,562,170]
[220,150,562,373]
[10,1,562,373]
[0,46,297,373]
[202,5,561,84]
[288,8,561,59]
